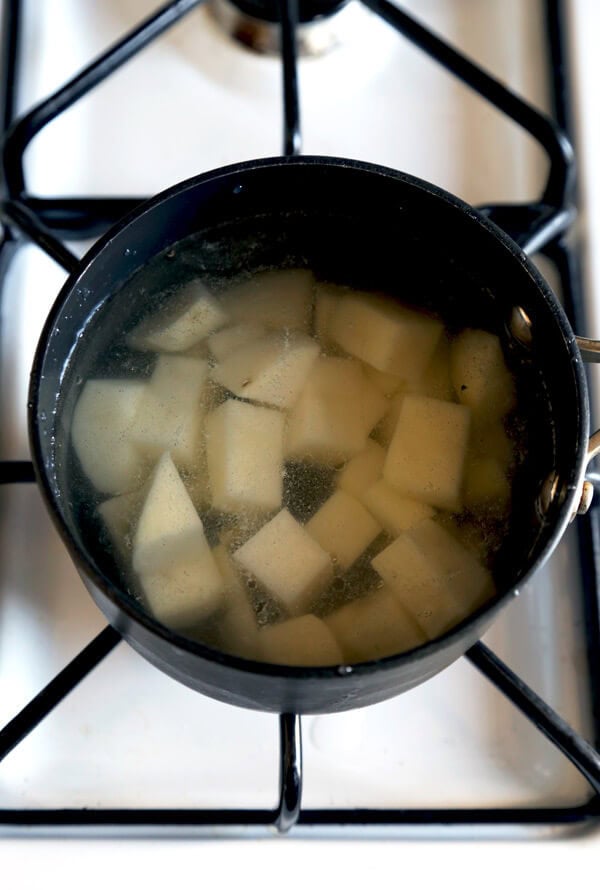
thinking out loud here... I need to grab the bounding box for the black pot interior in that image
[30,157,587,708]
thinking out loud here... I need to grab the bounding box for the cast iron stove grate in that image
[0,0,599,836]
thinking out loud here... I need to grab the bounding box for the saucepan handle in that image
[574,336,600,516]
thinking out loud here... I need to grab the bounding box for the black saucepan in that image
[28,156,596,714]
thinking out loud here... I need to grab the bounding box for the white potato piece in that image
[98,488,146,558]
[324,589,426,662]
[371,534,468,638]
[71,379,147,494]
[337,439,385,499]
[140,549,224,630]
[314,281,345,343]
[219,268,314,331]
[132,452,207,574]
[450,328,516,421]
[362,480,435,536]
[305,489,382,569]
[373,392,404,447]
[469,418,513,469]
[205,399,284,513]
[208,322,265,362]
[130,355,208,470]
[383,394,471,511]
[408,519,493,610]
[364,365,404,397]
[211,330,320,410]
[328,290,443,378]
[128,279,227,352]
[258,615,343,666]
[464,456,511,511]
[233,508,333,615]
[404,334,454,401]
[285,356,387,464]
[372,518,493,637]
[212,544,259,659]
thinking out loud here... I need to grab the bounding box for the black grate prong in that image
[2,0,205,198]
[0,626,121,765]
[359,0,574,211]
[279,0,301,156]
[275,713,303,832]
[0,460,35,484]
[467,642,600,797]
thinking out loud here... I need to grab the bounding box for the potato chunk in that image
[337,439,385,499]
[383,394,471,511]
[285,356,387,464]
[404,334,454,401]
[450,329,516,421]
[71,379,147,495]
[408,519,493,610]
[233,508,333,615]
[258,615,343,666]
[205,399,284,514]
[140,551,224,630]
[130,355,208,470]
[328,290,443,378]
[211,331,319,410]
[208,323,265,362]
[128,279,227,352]
[372,519,492,637]
[305,490,382,570]
[464,456,511,511]
[132,452,206,574]
[220,268,313,331]
[212,544,259,659]
[362,480,435,536]
[324,589,426,662]
[98,488,145,558]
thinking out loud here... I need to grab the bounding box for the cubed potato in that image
[450,328,516,421]
[258,614,343,666]
[211,331,320,410]
[469,418,514,469]
[71,379,147,494]
[212,544,259,659]
[232,508,333,615]
[97,488,146,558]
[324,589,426,662]
[285,357,387,464]
[383,394,471,511]
[219,268,313,331]
[130,355,208,470]
[371,534,468,638]
[372,392,404,447]
[362,480,435,536]
[464,456,511,511]
[408,518,493,611]
[404,334,454,401]
[337,439,386,499]
[328,290,443,378]
[363,365,404,397]
[208,322,265,362]
[139,548,224,630]
[128,280,227,352]
[205,399,284,513]
[314,281,345,343]
[305,490,382,569]
[132,452,207,575]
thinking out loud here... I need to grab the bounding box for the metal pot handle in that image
[572,336,600,516]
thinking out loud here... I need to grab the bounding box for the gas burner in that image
[208,0,362,55]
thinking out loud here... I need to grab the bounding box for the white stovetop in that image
[1,0,599,885]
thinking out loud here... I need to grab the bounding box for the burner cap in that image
[227,0,349,24]
[208,0,357,55]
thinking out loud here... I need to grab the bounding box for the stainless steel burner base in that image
[208,0,364,55]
